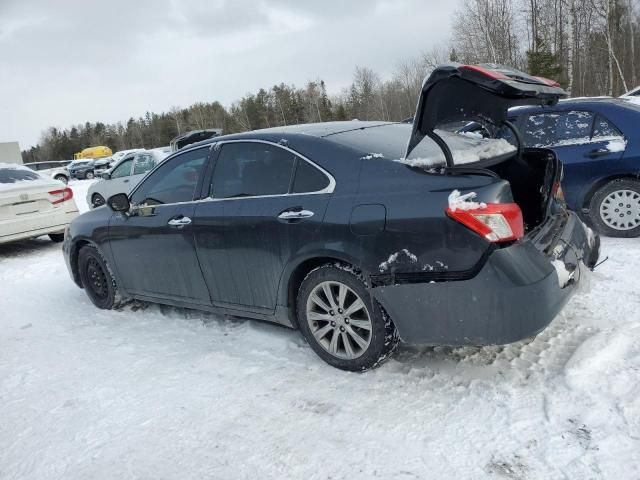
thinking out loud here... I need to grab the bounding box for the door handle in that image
[586,149,609,158]
[167,216,192,226]
[278,209,314,220]
[124,179,129,183]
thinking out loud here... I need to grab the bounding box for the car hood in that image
[406,64,567,160]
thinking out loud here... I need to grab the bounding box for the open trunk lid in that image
[406,64,567,163]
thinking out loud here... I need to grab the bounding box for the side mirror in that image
[107,193,130,213]
[102,172,111,180]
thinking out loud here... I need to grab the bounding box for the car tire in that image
[589,179,640,238]
[296,264,398,371]
[54,174,68,184]
[78,245,121,309]
[91,193,106,208]
[85,171,95,180]
[49,233,64,242]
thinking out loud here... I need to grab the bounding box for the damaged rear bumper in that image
[371,211,599,345]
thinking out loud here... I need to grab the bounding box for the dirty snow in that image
[448,189,487,212]
[378,248,417,272]
[1,182,640,479]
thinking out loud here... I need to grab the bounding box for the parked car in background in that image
[93,158,114,176]
[23,160,71,184]
[87,149,168,208]
[170,129,222,151]
[74,145,112,160]
[0,163,78,244]
[621,86,640,97]
[111,149,145,163]
[506,98,640,237]
[64,64,599,371]
[67,159,96,179]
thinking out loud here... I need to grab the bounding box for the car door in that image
[193,140,332,312]
[108,146,212,305]
[520,110,626,210]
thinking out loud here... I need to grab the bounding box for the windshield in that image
[0,167,41,183]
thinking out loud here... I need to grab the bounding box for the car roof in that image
[184,121,395,150]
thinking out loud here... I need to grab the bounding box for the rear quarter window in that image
[292,159,329,193]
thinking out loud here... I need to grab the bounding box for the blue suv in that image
[508,98,640,237]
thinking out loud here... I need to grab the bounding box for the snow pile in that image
[622,96,640,106]
[360,153,385,160]
[447,189,486,212]
[606,138,627,153]
[379,249,417,272]
[395,130,517,170]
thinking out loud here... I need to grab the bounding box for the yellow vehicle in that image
[73,146,113,160]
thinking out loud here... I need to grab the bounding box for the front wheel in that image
[91,193,105,208]
[54,174,68,184]
[589,179,640,237]
[85,170,95,180]
[78,245,120,309]
[49,233,64,242]
[296,264,398,371]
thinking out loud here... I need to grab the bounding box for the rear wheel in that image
[85,170,95,180]
[54,174,68,184]
[49,233,64,242]
[91,193,106,208]
[589,179,640,237]
[296,264,398,371]
[78,245,120,309]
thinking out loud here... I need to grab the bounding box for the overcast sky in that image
[0,0,458,149]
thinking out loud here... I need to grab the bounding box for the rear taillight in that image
[533,76,561,87]
[446,203,524,243]
[459,64,510,81]
[49,187,73,205]
[552,181,565,201]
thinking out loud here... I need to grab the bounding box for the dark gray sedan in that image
[63,65,599,371]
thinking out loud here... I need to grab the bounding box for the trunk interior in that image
[488,149,558,232]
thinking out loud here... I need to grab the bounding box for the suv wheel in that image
[85,171,95,180]
[54,174,68,184]
[296,264,398,371]
[590,179,640,237]
[78,245,121,309]
[49,233,64,242]
[92,193,106,208]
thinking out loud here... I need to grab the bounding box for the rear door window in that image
[211,143,296,198]
[523,111,594,147]
[133,153,155,175]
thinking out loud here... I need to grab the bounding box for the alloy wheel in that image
[599,189,640,231]
[306,281,372,360]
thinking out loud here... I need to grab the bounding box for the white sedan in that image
[0,163,79,244]
[87,149,168,208]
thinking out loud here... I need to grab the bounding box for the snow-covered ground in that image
[1,180,639,479]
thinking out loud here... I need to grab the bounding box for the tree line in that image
[23,0,639,162]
